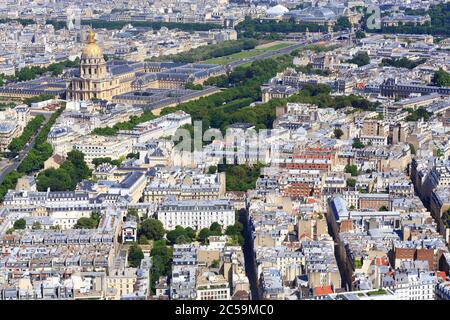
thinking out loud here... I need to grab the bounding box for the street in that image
[0,111,52,184]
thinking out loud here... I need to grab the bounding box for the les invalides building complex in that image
[67,31,129,101]
[67,31,225,103]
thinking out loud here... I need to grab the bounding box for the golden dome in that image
[81,31,103,59]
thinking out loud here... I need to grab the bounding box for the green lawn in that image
[203,42,292,65]
[366,289,387,296]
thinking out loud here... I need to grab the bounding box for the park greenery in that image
[92,157,124,168]
[0,171,23,202]
[17,106,65,174]
[333,128,344,139]
[346,52,370,67]
[74,212,100,229]
[405,107,432,122]
[138,218,166,242]
[346,178,356,188]
[36,149,92,191]
[380,57,426,69]
[0,106,64,201]
[149,39,258,63]
[8,115,45,154]
[0,58,80,85]
[13,218,26,230]
[166,225,197,245]
[208,165,218,174]
[185,83,204,90]
[345,164,358,177]
[0,102,16,110]
[352,138,365,149]
[128,243,145,268]
[333,16,352,32]
[127,152,140,160]
[32,222,42,230]
[431,68,450,87]
[162,55,294,132]
[23,93,56,105]
[150,240,173,294]
[218,162,264,192]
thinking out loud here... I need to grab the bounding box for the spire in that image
[88,30,95,44]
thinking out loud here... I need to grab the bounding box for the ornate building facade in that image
[67,31,133,101]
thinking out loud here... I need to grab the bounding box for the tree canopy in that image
[432,68,450,87]
[138,218,165,241]
[346,52,370,67]
[128,243,144,268]
[74,212,100,229]
[36,149,91,191]
[13,218,26,230]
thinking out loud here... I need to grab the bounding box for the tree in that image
[13,218,26,230]
[185,82,203,90]
[67,149,91,180]
[333,128,344,139]
[138,235,149,244]
[208,165,217,174]
[346,178,356,187]
[32,221,42,230]
[184,227,196,240]
[175,235,191,244]
[352,138,365,149]
[209,222,222,235]
[36,168,74,191]
[405,107,432,122]
[149,240,173,294]
[211,259,220,268]
[442,209,450,228]
[355,30,366,39]
[74,212,100,229]
[166,226,188,244]
[225,221,244,246]
[128,244,144,267]
[74,217,97,229]
[431,68,450,87]
[126,152,140,159]
[409,143,416,155]
[380,57,426,69]
[8,115,45,154]
[139,218,165,240]
[347,52,370,67]
[35,148,91,192]
[379,206,389,211]
[345,164,358,177]
[198,228,211,244]
[333,16,352,31]
[127,208,139,221]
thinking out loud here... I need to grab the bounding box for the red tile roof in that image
[437,271,446,282]
[313,285,334,296]
[395,248,415,260]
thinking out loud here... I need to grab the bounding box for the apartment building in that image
[157,197,234,231]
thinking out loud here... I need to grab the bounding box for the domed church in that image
[67,31,122,101]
